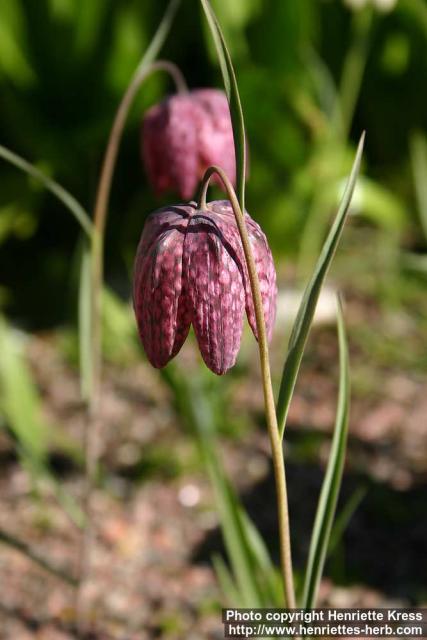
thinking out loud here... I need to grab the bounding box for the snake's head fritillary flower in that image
[133,200,277,375]
[142,89,236,200]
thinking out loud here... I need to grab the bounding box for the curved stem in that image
[198,177,209,210]
[77,58,187,628]
[164,61,189,95]
[91,59,188,401]
[198,166,296,608]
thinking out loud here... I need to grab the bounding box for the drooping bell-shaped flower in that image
[142,89,236,200]
[133,200,277,375]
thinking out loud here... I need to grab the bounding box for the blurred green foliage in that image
[0,0,426,326]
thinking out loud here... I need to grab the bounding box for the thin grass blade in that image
[199,0,247,209]
[277,133,364,437]
[302,296,350,608]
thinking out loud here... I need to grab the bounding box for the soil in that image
[0,291,426,639]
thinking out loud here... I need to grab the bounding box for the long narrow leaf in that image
[302,296,350,608]
[199,403,279,606]
[199,0,247,208]
[162,366,264,606]
[212,553,240,605]
[239,508,283,606]
[277,133,364,437]
[328,485,366,556]
[206,453,265,607]
[0,145,92,237]
[189,385,265,606]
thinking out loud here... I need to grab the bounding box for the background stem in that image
[76,50,186,635]
[0,527,77,587]
[90,59,188,403]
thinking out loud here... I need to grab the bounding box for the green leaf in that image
[328,485,366,556]
[0,315,84,528]
[0,316,50,460]
[101,287,137,362]
[201,411,280,606]
[0,0,34,86]
[212,553,240,605]
[302,296,350,608]
[0,144,93,238]
[199,0,247,209]
[239,508,283,606]
[277,133,364,437]
[197,422,265,606]
[162,366,265,606]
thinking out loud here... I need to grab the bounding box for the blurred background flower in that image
[142,88,236,199]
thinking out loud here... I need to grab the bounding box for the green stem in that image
[77,40,187,632]
[85,56,189,483]
[90,59,188,405]
[198,166,296,608]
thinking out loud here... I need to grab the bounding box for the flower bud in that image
[133,200,277,375]
[142,89,236,200]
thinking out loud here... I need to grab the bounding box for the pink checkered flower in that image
[133,200,277,375]
[142,89,237,200]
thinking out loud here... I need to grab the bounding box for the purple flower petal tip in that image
[133,200,277,375]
